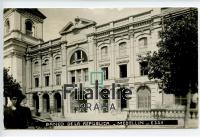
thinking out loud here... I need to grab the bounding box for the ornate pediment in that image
[116,59,129,64]
[59,17,96,35]
[99,63,110,67]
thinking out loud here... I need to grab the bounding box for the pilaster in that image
[38,93,43,113]
[49,49,53,87]
[25,56,32,91]
[50,93,54,113]
[39,52,43,88]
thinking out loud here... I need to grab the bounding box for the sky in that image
[39,8,152,41]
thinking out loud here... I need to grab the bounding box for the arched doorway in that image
[54,92,61,112]
[137,86,151,109]
[32,93,39,111]
[43,94,50,113]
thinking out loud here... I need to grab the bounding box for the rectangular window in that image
[102,67,108,80]
[56,74,61,85]
[72,77,75,84]
[35,77,39,88]
[140,61,148,76]
[119,64,127,78]
[45,76,49,87]
[71,71,75,84]
[84,68,88,82]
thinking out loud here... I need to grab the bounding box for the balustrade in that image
[128,109,186,120]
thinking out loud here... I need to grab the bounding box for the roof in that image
[4,8,46,19]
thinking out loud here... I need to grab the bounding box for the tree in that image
[3,68,22,105]
[140,8,198,97]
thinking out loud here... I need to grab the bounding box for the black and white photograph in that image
[3,7,198,129]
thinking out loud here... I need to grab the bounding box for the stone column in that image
[129,32,134,77]
[61,43,67,117]
[38,93,43,113]
[50,93,54,113]
[61,44,67,85]
[29,94,33,108]
[109,85,118,114]
[81,69,84,82]
[109,36,115,80]
[63,93,71,115]
[128,32,136,110]
[75,70,77,83]
[109,36,117,113]
[25,56,32,92]
[68,71,71,84]
[31,60,34,89]
[39,53,43,88]
[25,94,31,108]
[49,49,53,88]
[61,88,65,117]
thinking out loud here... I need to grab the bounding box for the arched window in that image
[55,57,61,68]
[137,86,151,109]
[4,20,10,35]
[139,37,147,47]
[70,50,88,65]
[101,46,108,60]
[25,20,34,36]
[119,42,127,56]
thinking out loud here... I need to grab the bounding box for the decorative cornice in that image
[33,73,40,77]
[99,63,110,67]
[43,71,50,76]
[116,59,129,64]
[54,69,62,74]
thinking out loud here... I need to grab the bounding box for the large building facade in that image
[4,8,188,120]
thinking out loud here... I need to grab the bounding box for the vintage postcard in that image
[3,8,198,129]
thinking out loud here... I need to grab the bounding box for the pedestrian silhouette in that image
[4,89,32,129]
